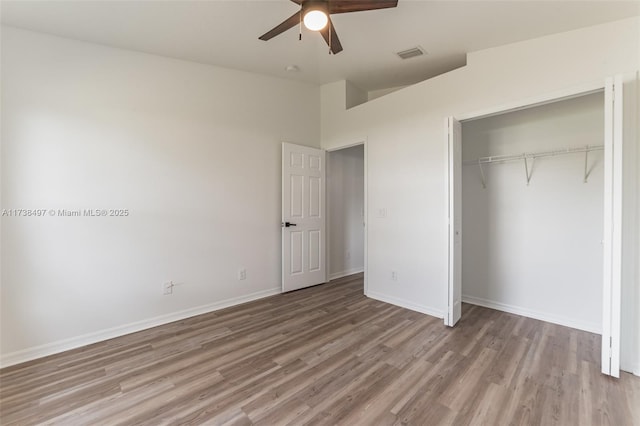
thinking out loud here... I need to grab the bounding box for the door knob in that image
[283,222,297,227]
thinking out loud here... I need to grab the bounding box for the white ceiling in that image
[2,1,639,91]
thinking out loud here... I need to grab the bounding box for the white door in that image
[602,75,623,377]
[446,117,462,327]
[282,143,326,292]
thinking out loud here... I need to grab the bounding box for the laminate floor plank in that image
[1,273,638,425]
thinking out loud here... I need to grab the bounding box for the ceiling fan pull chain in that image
[329,19,332,54]
[299,10,302,40]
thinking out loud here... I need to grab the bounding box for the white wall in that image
[0,27,320,366]
[320,17,639,372]
[346,81,368,110]
[461,93,604,333]
[368,86,407,102]
[328,145,364,279]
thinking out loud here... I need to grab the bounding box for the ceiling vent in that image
[396,46,425,60]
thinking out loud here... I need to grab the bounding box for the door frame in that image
[445,77,624,377]
[602,75,623,377]
[445,117,462,327]
[325,139,368,295]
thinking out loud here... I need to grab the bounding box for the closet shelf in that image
[463,144,604,188]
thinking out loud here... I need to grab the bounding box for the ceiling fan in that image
[259,0,399,54]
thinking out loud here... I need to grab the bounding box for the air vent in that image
[396,47,425,60]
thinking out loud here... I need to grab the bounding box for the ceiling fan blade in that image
[289,0,303,4]
[320,17,343,54]
[258,11,300,41]
[329,0,398,14]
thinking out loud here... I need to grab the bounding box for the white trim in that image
[0,287,280,369]
[363,139,368,296]
[445,116,463,327]
[444,119,451,322]
[325,141,366,152]
[326,151,332,280]
[329,268,365,281]
[462,295,601,335]
[367,291,444,319]
[635,71,640,381]
[601,75,624,378]
[610,74,624,378]
[445,116,451,325]
[602,77,614,376]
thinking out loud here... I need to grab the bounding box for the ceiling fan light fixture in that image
[303,9,328,31]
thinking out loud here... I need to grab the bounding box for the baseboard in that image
[367,291,444,319]
[462,295,601,334]
[0,287,281,369]
[633,362,640,377]
[329,267,364,281]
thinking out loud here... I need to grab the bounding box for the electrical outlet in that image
[238,268,247,280]
[163,281,173,295]
[391,271,398,281]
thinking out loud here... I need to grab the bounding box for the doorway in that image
[327,144,366,286]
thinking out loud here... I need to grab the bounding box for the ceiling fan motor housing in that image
[302,1,329,15]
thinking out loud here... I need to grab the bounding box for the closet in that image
[460,92,605,333]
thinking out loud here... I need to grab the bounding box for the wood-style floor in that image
[1,274,639,425]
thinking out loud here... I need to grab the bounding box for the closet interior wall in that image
[461,92,605,333]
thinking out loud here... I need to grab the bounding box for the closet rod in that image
[463,144,603,166]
